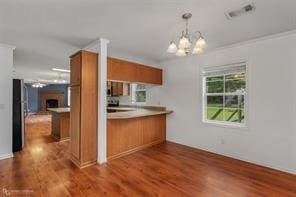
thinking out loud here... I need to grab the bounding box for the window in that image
[203,63,246,126]
[131,84,146,104]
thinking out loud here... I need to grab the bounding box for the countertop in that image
[48,107,70,113]
[107,106,172,119]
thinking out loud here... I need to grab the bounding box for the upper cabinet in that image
[137,65,162,85]
[107,81,130,97]
[107,57,163,85]
[70,52,81,86]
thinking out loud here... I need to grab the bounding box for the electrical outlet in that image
[221,139,225,145]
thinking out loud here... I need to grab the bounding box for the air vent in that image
[226,3,256,20]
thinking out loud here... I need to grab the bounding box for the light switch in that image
[0,104,5,109]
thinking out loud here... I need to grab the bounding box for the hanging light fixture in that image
[32,81,46,88]
[167,13,207,56]
[53,72,67,84]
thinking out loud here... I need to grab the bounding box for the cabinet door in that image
[108,57,137,82]
[137,65,162,85]
[111,82,118,96]
[108,57,162,85]
[122,83,130,96]
[152,68,163,85]
[70,86,81,160]
[117,83,123,96]
[70,53,81,86]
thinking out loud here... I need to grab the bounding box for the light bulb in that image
[176,48,186,57]
[167,42,177,53]
[192,47,203,55]
[195,37,207,48]
[178,36,191,49]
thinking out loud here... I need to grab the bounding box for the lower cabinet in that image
[51,111,70,141]
[107,115,166,160]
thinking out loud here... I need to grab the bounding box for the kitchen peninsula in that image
[48,107,70,141]
[68,50,171,167]
[106,56,172,160]
[107,106,172,160]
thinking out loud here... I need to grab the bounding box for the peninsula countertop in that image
[107,106,172,119]
[48,107,70,113]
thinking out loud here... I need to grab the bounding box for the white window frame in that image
[131,84,146,105]
[202,63,247,128]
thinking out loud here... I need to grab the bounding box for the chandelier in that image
[167,13,207,56]
[32,81,46,88]
[53,73,67,84]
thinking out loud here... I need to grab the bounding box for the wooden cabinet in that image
[51,111,70,141]
[108,81,130,96]
[137,65,162,85]
[70,50,98,168]
[107,58,137,82]
[70,53,81,86]
[70,86,81,160]
[111,82,119,96]
[122,83,130,96]
[107,57,163,85]
[107,115,166,160]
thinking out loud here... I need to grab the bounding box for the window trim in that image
[202,63,248,128]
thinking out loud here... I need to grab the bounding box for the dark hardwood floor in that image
[0,114,295,196]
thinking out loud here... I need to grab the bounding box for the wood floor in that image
[0,114,295,196]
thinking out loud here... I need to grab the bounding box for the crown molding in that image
[211,29,296,53]
[0,43,16,50]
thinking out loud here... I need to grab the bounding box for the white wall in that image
[0,44,15,160]
[159,32,296,174]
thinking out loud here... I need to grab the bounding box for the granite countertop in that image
[48,107,70,113]
[107,106,173,119]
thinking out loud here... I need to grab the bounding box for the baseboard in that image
[0,153,13,160]
[70,154,97,169]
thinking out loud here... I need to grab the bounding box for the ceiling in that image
[1,0,296,83]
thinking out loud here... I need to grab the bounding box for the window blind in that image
[202,62,246,76]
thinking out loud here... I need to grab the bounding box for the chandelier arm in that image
[192,31,202,40]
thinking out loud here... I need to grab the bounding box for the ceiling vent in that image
[226,3,256,20]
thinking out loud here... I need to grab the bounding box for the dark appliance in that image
[12,79,25,152]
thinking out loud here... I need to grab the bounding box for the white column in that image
[83,38,109,164]
[0,43,15,160]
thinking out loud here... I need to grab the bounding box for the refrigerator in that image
[12,79,25,152]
